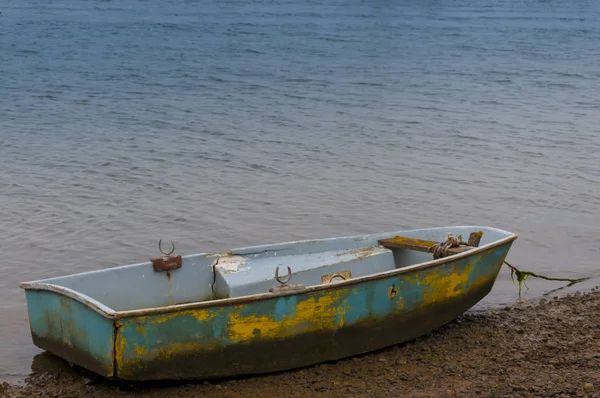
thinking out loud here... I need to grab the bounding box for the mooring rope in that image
[427,233,470,259]
[428,234,591,298]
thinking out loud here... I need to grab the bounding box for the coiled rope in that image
[427,233,469,259]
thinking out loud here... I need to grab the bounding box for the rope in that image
[428,235,591,299]
[428,233,469,259]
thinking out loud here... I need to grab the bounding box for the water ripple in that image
[1,0,600,378]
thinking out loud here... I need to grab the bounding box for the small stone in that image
[313,381,331,392]
[584,383,594,392]
[378,357,387,362]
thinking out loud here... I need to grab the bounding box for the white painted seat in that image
[213,246,396,299]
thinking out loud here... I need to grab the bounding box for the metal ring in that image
[330,275,346,282]
[275,266,292,285]
[158,240,175,256]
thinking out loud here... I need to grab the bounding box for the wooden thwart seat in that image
[378,231,483,256]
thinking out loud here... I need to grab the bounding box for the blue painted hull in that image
[20,226,517,380]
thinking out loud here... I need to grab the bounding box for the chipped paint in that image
[25,289,115,377]
[134,344,149,356]
[226,291,348,342]
[215,255,247,273]
[332,246,392,264]
[388,284,398,298]
[396,296,405,310]
[140,307,220,326]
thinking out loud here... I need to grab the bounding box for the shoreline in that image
[2,289,599,397]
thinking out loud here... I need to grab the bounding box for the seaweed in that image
[504,261,590,299]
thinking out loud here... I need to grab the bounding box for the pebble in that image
[584,383,594,392]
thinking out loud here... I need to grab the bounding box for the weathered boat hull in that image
[115,245,510,380]
[25,289,115,377]
[21,227,516,380]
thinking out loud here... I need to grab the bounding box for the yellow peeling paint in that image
[116,289,354,374]
[135,307,220,326]
[115,328,128,372]
[418,258,489,305]
[134,344,149,356]
[420,266,471,304]
[396,296,405,310]
[228,291,347,343]
[117,339,218,376]
[158,342,213,361]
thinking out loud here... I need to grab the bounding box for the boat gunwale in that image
[18,283,118,318]
[19,228,518,320]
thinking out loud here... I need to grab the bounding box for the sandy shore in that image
[2,290,599,398]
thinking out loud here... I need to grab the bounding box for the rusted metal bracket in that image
[151,240,182,272]
[269,266,305,294]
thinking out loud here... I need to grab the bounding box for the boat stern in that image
[20,284,116,378]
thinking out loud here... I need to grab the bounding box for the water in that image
[1,0,600,380]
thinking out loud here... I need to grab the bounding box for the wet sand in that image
[2,290,599,398]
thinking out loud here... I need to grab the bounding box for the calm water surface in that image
[1,0,600,380]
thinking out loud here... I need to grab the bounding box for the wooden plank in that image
[468,231,484,247]
[377,236,473,255]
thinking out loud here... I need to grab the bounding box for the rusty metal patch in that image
[151,255,182,272]
[151,240,182,272]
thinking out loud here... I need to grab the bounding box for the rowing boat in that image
[20,226,517,380]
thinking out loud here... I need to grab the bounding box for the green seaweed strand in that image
[504,261,590,299]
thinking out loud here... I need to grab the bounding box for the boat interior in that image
[26,226,513,313]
